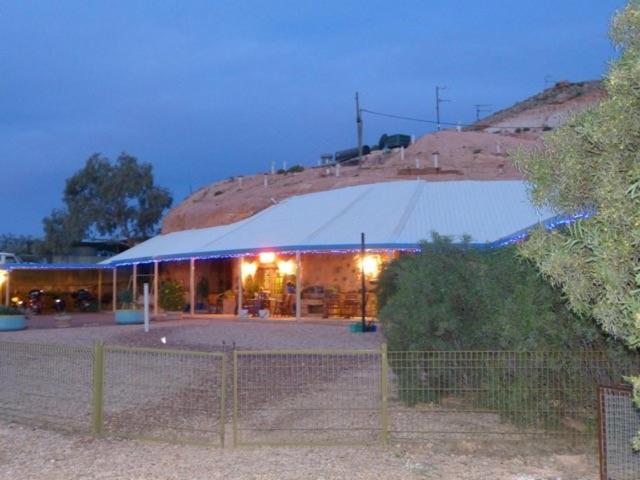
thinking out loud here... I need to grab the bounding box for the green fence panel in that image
[0,341,94,434]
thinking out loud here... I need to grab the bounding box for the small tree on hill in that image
[513,1,640,447]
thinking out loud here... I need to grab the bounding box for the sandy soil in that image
[0,421,597,480]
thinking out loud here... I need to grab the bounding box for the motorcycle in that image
[52,294,66,314]
[71,288,97,312]
[27,289,45,315]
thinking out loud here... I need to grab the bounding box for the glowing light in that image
[259,252,276,264]
[241,261,257,280]
[277,259,296,275]
[358,255,381,277]
[0,270,6,286]
[161,336,167,344]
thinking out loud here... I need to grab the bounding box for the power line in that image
[360,108,551,130]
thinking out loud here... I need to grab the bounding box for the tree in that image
[42,153,172,253]
[513,1,640,446]
[0,234,43,261]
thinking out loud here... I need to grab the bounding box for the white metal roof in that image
[103,180,565,265]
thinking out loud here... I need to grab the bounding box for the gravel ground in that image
[0,315,384,351]
[0,421,597,480]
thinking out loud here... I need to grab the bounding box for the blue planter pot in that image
[0,315,27,331]
[115,310,143,325]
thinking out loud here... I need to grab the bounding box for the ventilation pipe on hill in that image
[432,152,440,169]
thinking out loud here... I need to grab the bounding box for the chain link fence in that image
[598,385,640,480]
[103,346,225,446]
[0,341,94,433]
[232,348,383,446]
[1,340,638,452]
[386,351,637,443]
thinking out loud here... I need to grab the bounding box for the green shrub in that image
[0,305,22,315]
[287,165,304,173]
[196,277,209,302]
[117,290,134,309]
[378,234,636,427]
[159,279,185,312]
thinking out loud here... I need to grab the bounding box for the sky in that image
[0,0,628,236]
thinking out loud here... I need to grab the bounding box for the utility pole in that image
[474,104,493,122]
[435,86,450,131]
[356,92,363,165]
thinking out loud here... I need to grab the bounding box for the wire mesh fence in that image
[103,346,225,446]
[1,340,638,451]
[386,351,638,443]
[233,349,383,446]
[0,341,94,433]
[598,386,640,480]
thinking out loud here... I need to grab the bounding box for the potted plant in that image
[114,290,143,324]
[221,290,236,315]
[0,305,26,331]
[159,279,185,317]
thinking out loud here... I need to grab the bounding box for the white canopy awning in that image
[103,180,572,265]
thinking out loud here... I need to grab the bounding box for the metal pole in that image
[295,251,301,322]
[237,257,243,317]
[92,340,105,437]
[132,264,138,308]
[143,283,150,333]
[112,268,116,311]
[97,269,102,312]
[361,232,366,331]
[356,92,363,165]
[435,86,441,131]
[190,258,195,316]
[153,261,159,316]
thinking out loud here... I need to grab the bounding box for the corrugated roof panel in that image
[103,180,561,265]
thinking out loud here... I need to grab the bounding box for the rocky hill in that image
[162,81,605,234]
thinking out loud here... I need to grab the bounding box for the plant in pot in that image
[159,279,185,317]
[114,290,143,324]
[0,305,26,331]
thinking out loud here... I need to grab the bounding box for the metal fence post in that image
[92,340,105,437]
[232,349,238,447]
[220,354,226,448]
[380,343,389,445]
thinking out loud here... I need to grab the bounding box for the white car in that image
[0,252,22,265]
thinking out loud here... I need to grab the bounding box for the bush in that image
[378,234,636,427]
[287,165,304,173]
[159,279,185,312]
[117,290,134,309]
[0,305,21,315]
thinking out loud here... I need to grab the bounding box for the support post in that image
[153,261,159,316]
[189,258,195,316]
[237,257,243,317]
[132,264,138,308]
[92,340,105,437]
[380,343,389,445]
[97,269,103,312]
[220,354,226,447]
[232,349,238,447]
[112,268,116,312]
[143,283,150,333]
[361,232,366,331]
[4,271,9,306]
[295,251,301,322]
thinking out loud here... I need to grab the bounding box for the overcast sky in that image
[0,0,627,236]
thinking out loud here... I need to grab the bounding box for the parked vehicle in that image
[378,133,412,150]
[0,252,22,265]
[71,288,97,312]
[27,289,45,315]
[334,145,371,165]
[52,294,66,314]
